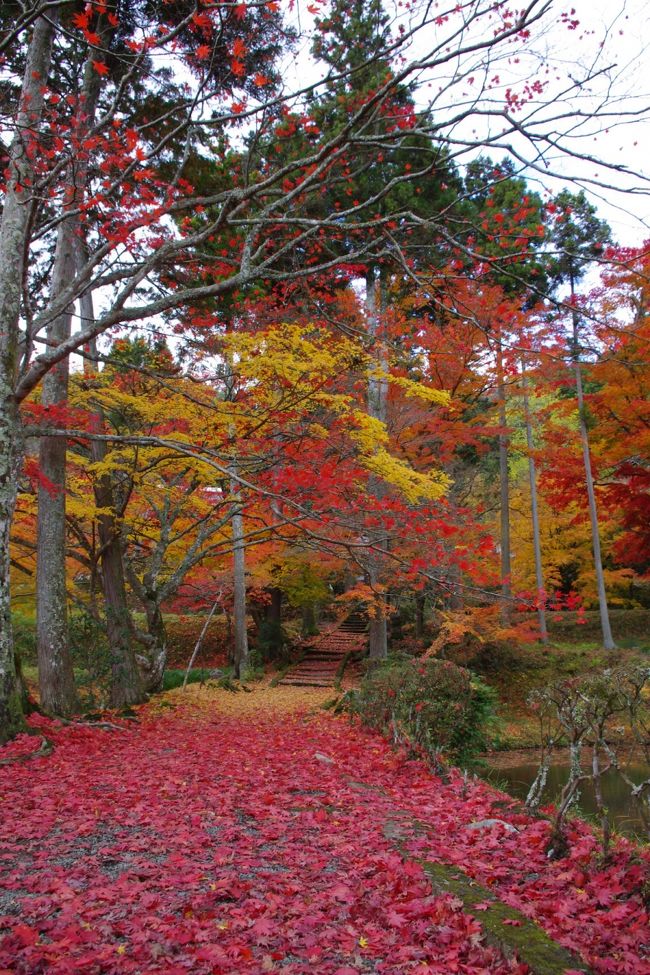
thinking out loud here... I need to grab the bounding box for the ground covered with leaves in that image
[0,685,648,975]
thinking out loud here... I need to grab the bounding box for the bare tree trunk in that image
[496,338,511,624]
[0,396,24,742]
[183,594,221,688]
[366,268,388,661]
[301,603,316,637]
[415,592,425,641]
[79,299,145,707]
[138,597,167,694]
[36,221,78,716]
[522,364,548,644]
[36,30,104,717]
[0,14,57,740]
[572,312,615,650]
[269,587,282,626]
[104,540,144,706]
[230,462,248,678]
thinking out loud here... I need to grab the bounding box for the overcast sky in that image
[287,0,650,245]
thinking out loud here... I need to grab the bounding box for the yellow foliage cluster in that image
[225,324,449,503]
[424,607,515,664]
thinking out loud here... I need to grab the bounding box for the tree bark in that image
[230,463,248,678]
[0,395,25,743]
[571,310,615,650]
[522,364,548,643]
[80,306,145,707]
[496,338,511,624]
[366,267,389,661]
[104,539,144,707]
[0,14,57,741]
[36,220,78,716]
[137,597,166,694]
[35,32,104,717]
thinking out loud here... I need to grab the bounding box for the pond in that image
[482,754,650,840]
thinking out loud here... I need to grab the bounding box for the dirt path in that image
[0,685,647,974]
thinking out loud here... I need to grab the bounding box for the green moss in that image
[382,818,591,975]
[418,859,590,974]
[0,689,27,745]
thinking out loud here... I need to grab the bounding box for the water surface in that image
[482,757,650,839]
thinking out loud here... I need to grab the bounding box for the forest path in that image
[0,686,647,975]
[278,612,369,687]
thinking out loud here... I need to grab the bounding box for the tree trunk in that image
[522,364,548,644]
[0,14,57,741]
[230,464,248,678]
[301,603,316,637]
[36,220,78,716]
[415,592,425,641]
[104,538,144,707]
[35,43,103,717]
[572,311,615,650]
[269,587,282,626]
[368,614,388,661]
[0,397,25,743]
[80,303,145,707]
[496,338,511,624]
[137,598,167,694]
[366,267,389,660]
[263,587,284,657]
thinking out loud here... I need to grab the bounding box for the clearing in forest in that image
[0,685,648,975]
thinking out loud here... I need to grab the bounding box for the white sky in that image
[286,0,650,245]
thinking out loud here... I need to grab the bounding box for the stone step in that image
[279,678,335,687]
[285,668,336,675]
[279,617,368,686]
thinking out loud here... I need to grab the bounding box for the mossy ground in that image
[474,634,650,750]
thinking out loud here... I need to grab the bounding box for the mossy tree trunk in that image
[36,220,79,717]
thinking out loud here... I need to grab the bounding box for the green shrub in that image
[11,611,37,665]
[162,668,213,691]
[351,657,498,769]
[254,618,293,663]
[69,611,112,707]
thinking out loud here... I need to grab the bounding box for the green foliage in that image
[162,668,212,691]
[68,611,112,708]
[241,649,265,683]
[254,619,288,663]
[275,556,331,610]
[350,657,498,768]
[547,188,611,286]
[11,611,37,665]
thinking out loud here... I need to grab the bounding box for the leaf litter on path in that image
[0,683,647,974]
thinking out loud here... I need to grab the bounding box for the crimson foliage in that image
[0,702,648,973]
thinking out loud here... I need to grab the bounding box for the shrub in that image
[162,614,230,667]
[351,657,498,769]
[162,668,213,691]
[11,612,37,665]
[69,611,112,708]
[254,619,289,663]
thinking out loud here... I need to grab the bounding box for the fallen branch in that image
[0,736,53,765]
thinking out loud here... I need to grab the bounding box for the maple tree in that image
[2,0,650,738]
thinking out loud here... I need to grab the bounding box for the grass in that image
[162,668,214,691]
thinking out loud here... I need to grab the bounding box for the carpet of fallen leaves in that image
[0,684,648,975]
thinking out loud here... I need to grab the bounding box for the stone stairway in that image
[278,612,369,687]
